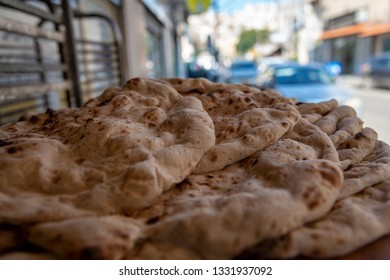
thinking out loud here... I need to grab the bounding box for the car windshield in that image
[274,67,331,85]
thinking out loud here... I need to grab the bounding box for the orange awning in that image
[321,23,390,40]
[320,23,367,40]
[360,23,390,37]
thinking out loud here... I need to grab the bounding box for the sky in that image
[210,0,281,13]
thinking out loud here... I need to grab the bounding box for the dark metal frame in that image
[73,10,125,101]
[0,0,125,124]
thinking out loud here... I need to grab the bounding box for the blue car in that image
[227,60,258,84]
[257,63,362,112]
[361,53,390,89]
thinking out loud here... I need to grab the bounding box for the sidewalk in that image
[335,75,363,88]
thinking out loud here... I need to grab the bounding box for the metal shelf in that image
[0,0,125,124]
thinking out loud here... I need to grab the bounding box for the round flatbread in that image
[0,77,215,223]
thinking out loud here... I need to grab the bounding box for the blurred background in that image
[0,0,390,142]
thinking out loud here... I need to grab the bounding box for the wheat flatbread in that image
[128,136,342,259]
[1,78,390,260]
[339,140,390,199]
[25,216,142,259]
[238,178,390,259]
[0,77,215,223]
[164,78,300,173]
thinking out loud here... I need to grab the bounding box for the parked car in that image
[185,62,209,79]
[361,53,390,88]
[257,63,362,112]
[257,56,287,74]
[185,61,219,82]
[226,60,258,84]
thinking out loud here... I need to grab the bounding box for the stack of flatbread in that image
[0,77,390,260]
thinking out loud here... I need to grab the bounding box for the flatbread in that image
[238,179,390,259]
[128,136,342,259]
[25,216,142,259]
[0,77,215,223]
[192,103,300,173]
[329,116,364,148]
[164,78,300,173]
[315,105,357,135]
[339,140,390,199]
[297,99,339,115]
[0,251,58,260]
[1,78,390,260]
[0,224,24,254]
[337,127,377,171]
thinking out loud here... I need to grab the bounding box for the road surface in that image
[339,79,390,144]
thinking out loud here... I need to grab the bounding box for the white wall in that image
[122,0,183,79]
[123,0,148,79]
[321,0,390,23]
[298,0,323,64]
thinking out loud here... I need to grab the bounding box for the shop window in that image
[382,36,390,53]
[145,12,165,78]
[145,29,163,78]
[331,36,357,74]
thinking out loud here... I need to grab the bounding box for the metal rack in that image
[74,11,125,101]
[0,0,124,124]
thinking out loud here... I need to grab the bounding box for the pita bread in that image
[0,251,58,260]
[192,104,300,173]
[26,216,142,259]
[329,116,364,148]
[238,178,390,259]
[0,77,215,223]
[339,140,390,199]
[163,78,300,173]
[297,99,339,115]
[315,105,357,135]
[283,118,339,163]
[0,224,23,254]
[1,78,390,260]
[129,139,342,259]
[337,127,377,171]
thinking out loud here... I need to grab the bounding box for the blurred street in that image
[338,77,390,144]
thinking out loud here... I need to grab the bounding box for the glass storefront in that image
[331,35,357,74]
[381,35,390,52]
[145,29,164,78]
[145,10,165,79]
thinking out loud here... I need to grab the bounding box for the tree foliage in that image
[236,29,270,54]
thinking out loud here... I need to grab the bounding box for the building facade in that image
[94,0,188,79]
[0,0,189,123]
[316,0,390,74]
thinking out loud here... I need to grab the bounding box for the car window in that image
[274,67,331,85]
[231,62,257,70]
[371,57,390,69]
